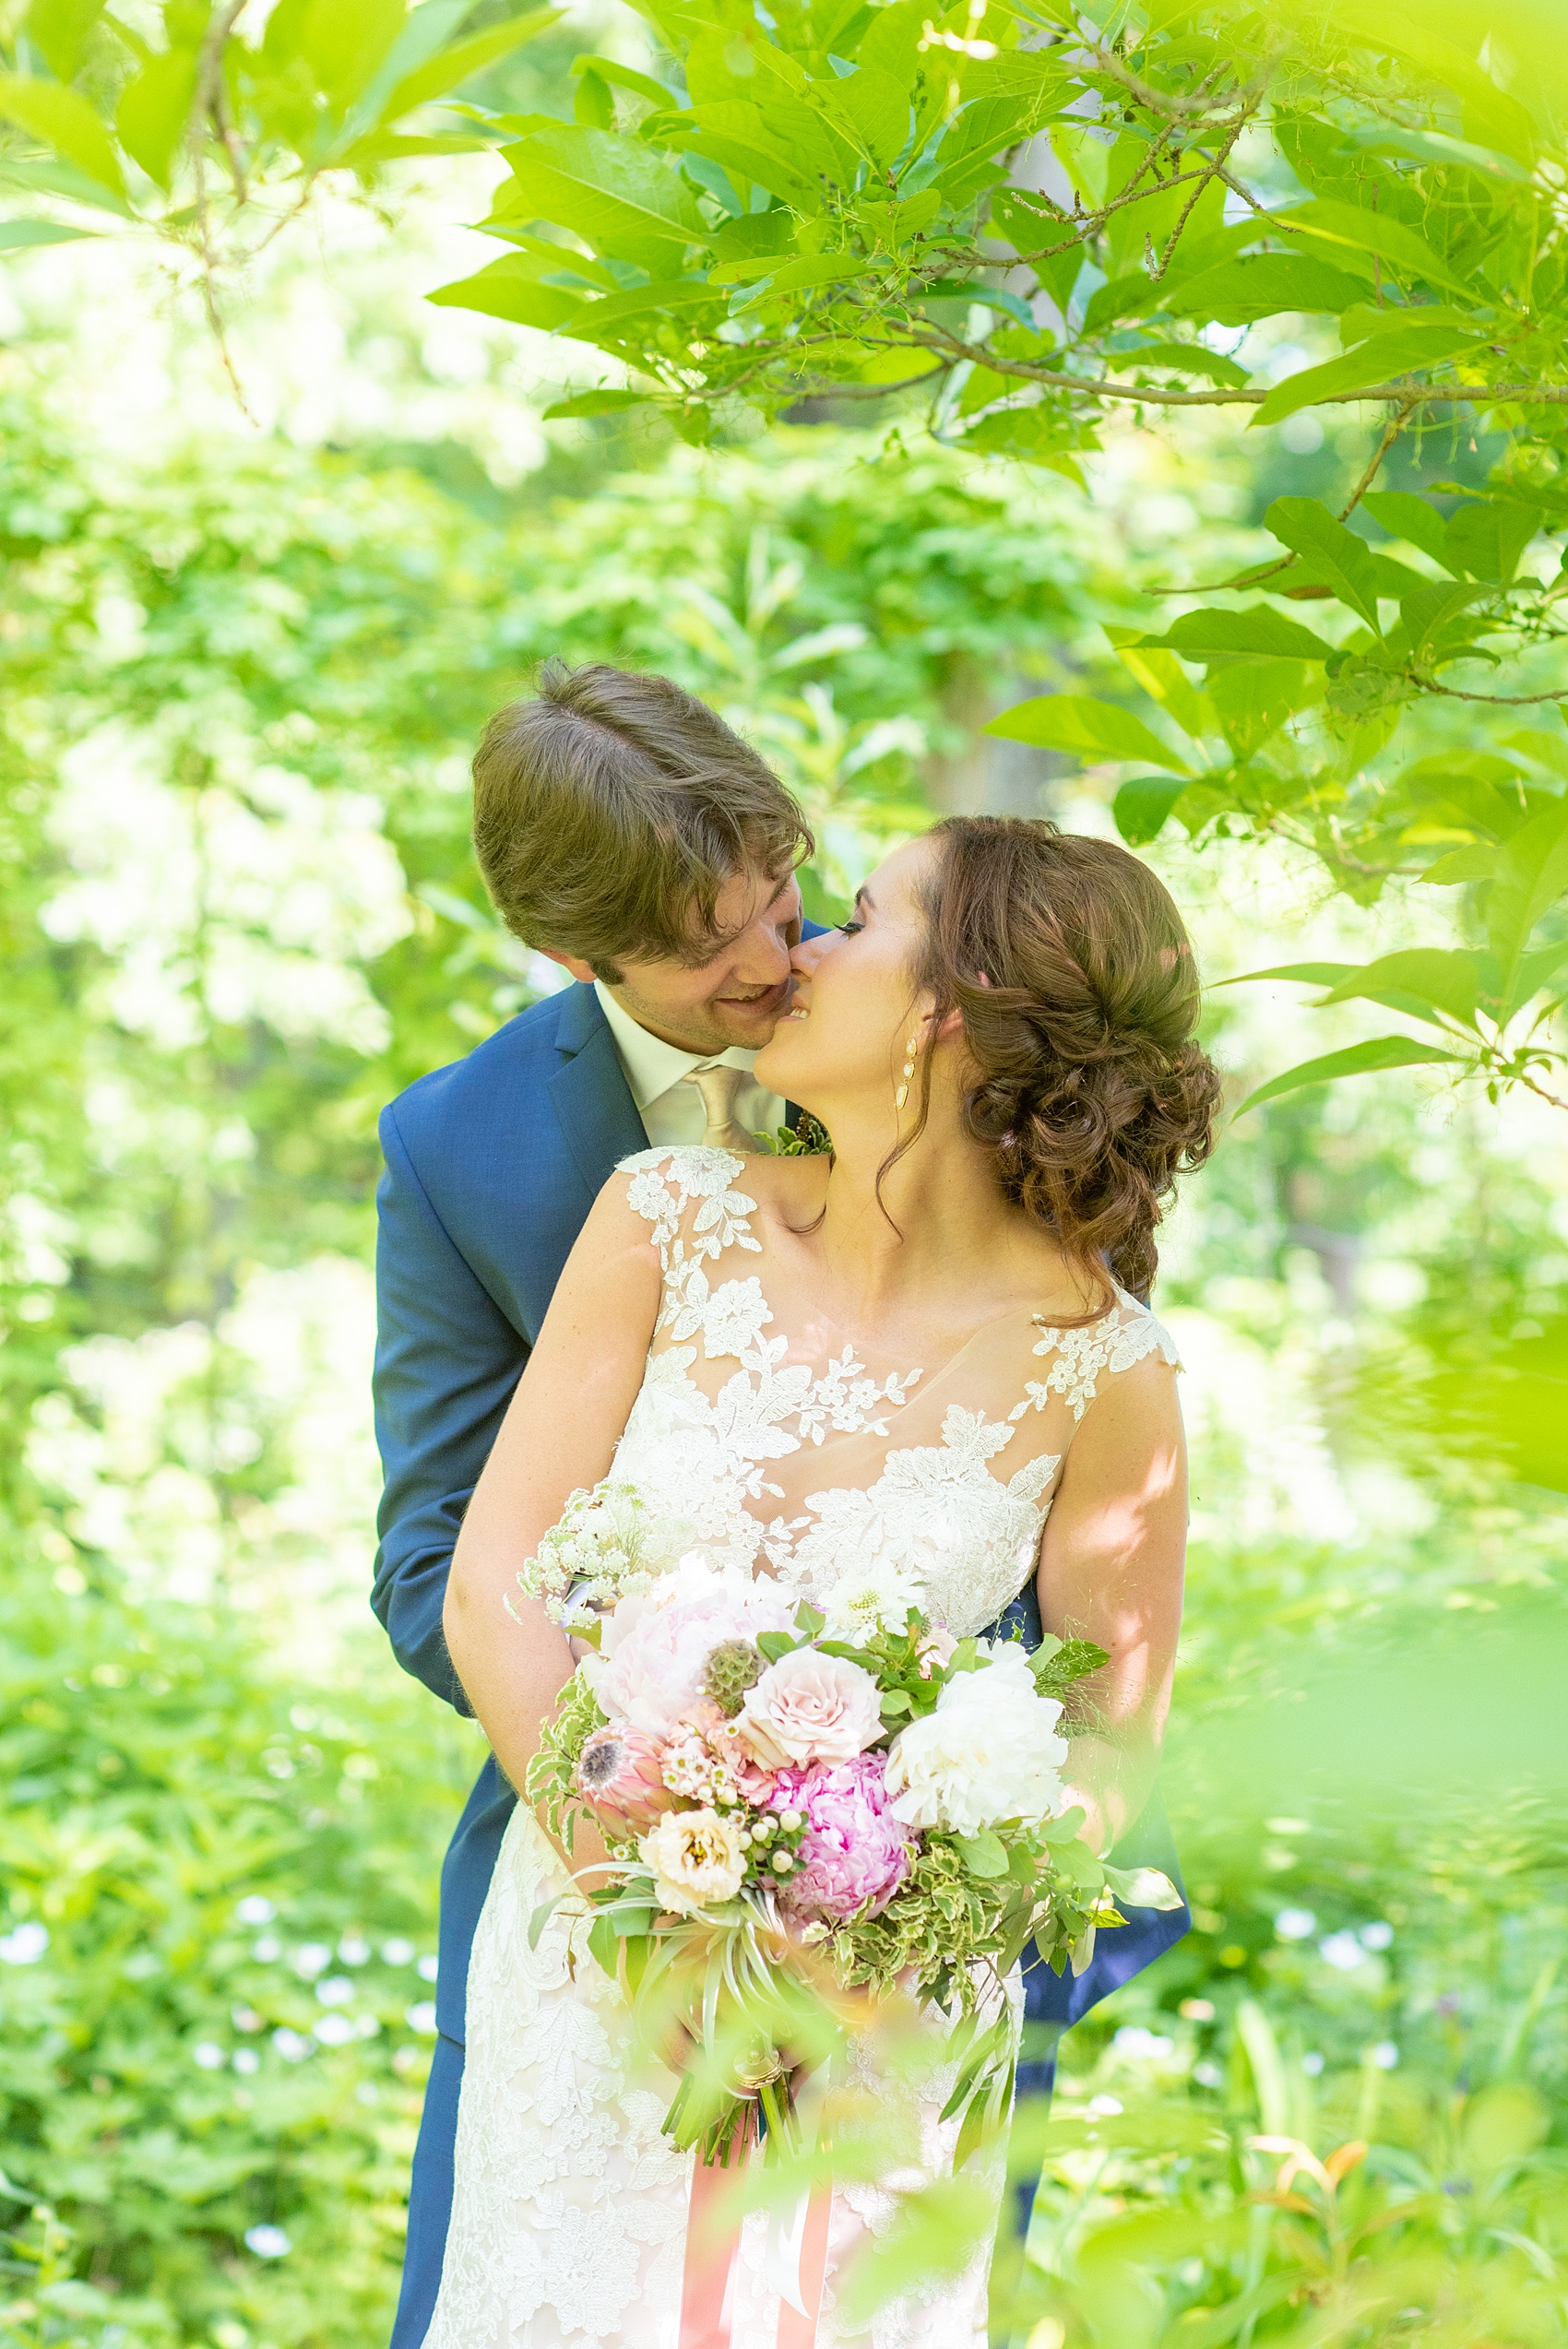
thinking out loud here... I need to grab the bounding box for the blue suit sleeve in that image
[371,1101,529,1714]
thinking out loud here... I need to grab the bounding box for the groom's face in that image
[548,864,803,1056]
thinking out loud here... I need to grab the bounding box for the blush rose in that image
[736,1645,884,1769]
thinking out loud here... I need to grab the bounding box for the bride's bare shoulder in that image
[736,1147,830,1229]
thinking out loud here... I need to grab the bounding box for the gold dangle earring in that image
[895,1030,921,1109]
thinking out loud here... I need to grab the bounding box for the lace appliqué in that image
[1010,1292,1182,1425]
[773,1403,1063,1633]
[420,1805,691,2347]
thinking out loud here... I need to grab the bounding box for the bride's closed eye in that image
[837,918,864,937]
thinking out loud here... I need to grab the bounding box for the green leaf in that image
[297,0,408,113]
[1033,1638,1108,1686]
[1217,962,1361,990]
[25,0,107,81]
[570,279,721,342]
[984,694,1190,771]
[1116,338,1251,389]
[1102,1865,1182,1912]
[1317,949,1491,1027]
[1141,607,1333,663]
[1265,497,1384,629]
[1503,729,1568,784]
[574,68,615,130]
[1234,1036,1464,1116]
[380,9,564,124]
[571,55,674,110]
[731,252,875,308]
[1486,801,1568,987]
[1206,657,1321,754]
[0,218,94,246]
[954,1828,1009,1878]
[1420,842,1501,884]
[1253,323,1485,430]
[813,65,910,172]
[755,1631,795,1663]
[1508,938,1568,1017]
[1443,501,1541,587]
[502,124,704,263]
[1274,197,1474,298]
[527,1894,564,1950]
[0,73,126,198]
[0,154,134,214]
[426,254,584,327]
[1161,250,1372,326]
[1363,490,1454,568]
[1113,776,1188,846]
[683,102,832,213]
[586,1911,620,1975]
[115,47,200,190]
[1401,578,1485,658]
[1108,635,1211,740]
[542,386,655,418]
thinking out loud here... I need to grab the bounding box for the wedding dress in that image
[422,1146,1179,2349]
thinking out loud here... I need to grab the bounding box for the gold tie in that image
[684,1062,753,1154]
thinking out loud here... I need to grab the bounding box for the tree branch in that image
[196,0,250,208]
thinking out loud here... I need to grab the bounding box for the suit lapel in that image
[547,983,648,1200]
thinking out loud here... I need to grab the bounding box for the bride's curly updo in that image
[913,816,1221,1301]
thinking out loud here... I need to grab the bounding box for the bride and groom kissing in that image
[372,661,1218,2346]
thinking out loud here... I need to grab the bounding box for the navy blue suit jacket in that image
[372,978,1187,2046]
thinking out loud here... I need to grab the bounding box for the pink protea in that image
[769,1753,914,1925]
[575,1725,673,1835]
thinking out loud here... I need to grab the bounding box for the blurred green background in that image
[2,53,1566,2349]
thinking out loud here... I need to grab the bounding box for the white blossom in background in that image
[41,724,411,1055]
[28,1257,382,1626]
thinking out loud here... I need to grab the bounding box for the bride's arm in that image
[444,1175,663,1844]
[1034,1357,1187,1857]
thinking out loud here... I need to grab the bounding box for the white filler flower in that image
[885,1643,1070,1834]
[639,1807,749,1916]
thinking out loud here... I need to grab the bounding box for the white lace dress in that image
[422,1147,1179,2349]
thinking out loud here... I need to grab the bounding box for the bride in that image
[423,815,1219,2346]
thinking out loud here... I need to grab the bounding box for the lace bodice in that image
[611,1146,1181,1640]
[421,1144,1182,2349]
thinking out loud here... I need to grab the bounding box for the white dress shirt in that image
[594,981,785,1150]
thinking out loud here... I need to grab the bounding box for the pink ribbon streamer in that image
[677,2130,832,2349]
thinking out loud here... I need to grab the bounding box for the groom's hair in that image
[472,662,813,980]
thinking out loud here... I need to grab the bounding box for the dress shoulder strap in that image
[615,1145,761,1279]
[1007,1289,1181,1428]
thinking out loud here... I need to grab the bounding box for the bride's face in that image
[753,836,940,1110]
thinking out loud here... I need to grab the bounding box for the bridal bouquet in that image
[521,1481,1176,2164]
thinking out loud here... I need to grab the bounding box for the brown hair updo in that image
[911,816,1221,1304]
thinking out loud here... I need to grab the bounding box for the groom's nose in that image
[732,885,800,979]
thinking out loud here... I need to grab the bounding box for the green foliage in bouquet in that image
[523,1671,608,1848]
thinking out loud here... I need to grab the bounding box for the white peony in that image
[817,1562,929,1644]
[639,1806,749,1916]
[884,1643,1069,1834]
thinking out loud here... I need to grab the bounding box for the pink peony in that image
[737,1646,884,1769]
[575,1725,673,1835]
[769,1754,913,1924]
[586,1561,794,1738]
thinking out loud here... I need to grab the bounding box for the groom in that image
[372,661,1187,2345]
